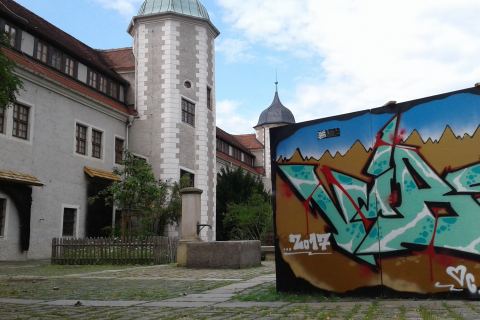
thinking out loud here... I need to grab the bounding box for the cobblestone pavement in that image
[3,299,480,319]
[2,261,480,319]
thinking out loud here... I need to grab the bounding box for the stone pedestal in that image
[179,187,203,241]
[177,187,203,267]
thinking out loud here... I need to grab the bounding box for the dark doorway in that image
[86,178,113,237]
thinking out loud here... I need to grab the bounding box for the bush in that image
[223,192,272,243]
[216,167,269,240]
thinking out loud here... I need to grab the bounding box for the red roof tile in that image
[0,0,127,84]
[98,48,135,72]
[234,134,263,150]
[216,127,253,155]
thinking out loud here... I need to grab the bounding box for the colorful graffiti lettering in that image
[272,90,480,296]
[279,115,480,268]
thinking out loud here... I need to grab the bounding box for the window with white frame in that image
[12,103,29,140]
[62,207,77,237]
[99,76,107,93]
[35,40,48,63]
[50,48,62,70]
[108,81,118,99]
[64,56,75,77]
[87,70,97,88]
[0,198,6,237]
[181,98,195,126]
[75,123,87,155]
[115,137,124,164]
[4,23,16,47]
[180,169,195,187]
[91,129,103,159]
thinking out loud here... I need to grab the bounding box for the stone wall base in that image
[177,240,261,268]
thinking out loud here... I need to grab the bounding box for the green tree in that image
[92,151,181,237]
[223,192,272,242]
[216,167,269,240]
[0,34,23,109]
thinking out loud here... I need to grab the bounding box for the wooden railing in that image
[51,236,178,265]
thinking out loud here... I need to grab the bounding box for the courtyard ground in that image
[0,260,479,319]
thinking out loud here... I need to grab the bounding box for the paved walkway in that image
[2,262,480,319]
[0,274,276,309]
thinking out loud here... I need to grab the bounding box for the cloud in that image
[216,99,256,134]
[216,38,254,63]
[217,0,480,123]
[94,0,143,18]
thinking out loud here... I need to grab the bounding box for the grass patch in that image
[0,278,233,301]
[364,301,379,320]
[418,306,438,320]
[442,302,464,320]
[344,304,361,320]
[0,262,133,277]
[234,282,341,302]
[396,305,407,320]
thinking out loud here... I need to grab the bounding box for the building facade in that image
[0,0,295,260]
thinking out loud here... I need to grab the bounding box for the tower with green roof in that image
[128,0,219,240]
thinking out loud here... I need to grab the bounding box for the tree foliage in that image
[216,167,269,240]
[92,151,183,237]
[0,34,23,109]
[223,192,272,242]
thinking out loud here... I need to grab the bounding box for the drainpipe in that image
[126,115,135,149]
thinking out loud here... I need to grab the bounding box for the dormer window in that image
[87,70,97,88]
[99,76,107,93]
[50,48,62,70]
[108,81,118,99]
[35,40,48,63]
[4,23,16,47]
[64,56,75,77]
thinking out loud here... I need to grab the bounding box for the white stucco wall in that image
[0,67,128,260]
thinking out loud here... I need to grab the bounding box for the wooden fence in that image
[51,236,178,265]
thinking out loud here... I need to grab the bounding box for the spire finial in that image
[275,70,278,92]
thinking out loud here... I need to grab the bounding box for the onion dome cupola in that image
[137,0,211,21]
[255,82,295,128]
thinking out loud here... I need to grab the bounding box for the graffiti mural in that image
[271,88,480,297]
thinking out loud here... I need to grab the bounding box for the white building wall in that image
[135,24,149,121]
[195,25,210,240]
[159,20,181,182]
[0,69,128,260]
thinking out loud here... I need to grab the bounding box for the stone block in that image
[177,240,261,268]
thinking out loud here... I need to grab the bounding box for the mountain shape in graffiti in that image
[278,115,480,266]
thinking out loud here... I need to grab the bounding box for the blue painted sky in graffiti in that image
[276,92,480,159]
[400,93,480,141]
[276,113,392,159]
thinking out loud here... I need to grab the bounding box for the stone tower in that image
[254,84,295,192]
[128,0,219,240]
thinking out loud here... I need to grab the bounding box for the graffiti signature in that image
[435,265,479,294]
[283,233,331,256]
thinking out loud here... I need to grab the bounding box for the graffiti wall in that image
[270,87,480,297]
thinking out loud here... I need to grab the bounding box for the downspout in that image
[126,115,135,150]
